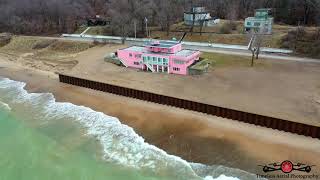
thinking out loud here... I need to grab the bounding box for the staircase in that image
[247,35,256,50]
[80,27,91,35]
[117,57,128,67]
[145,63,155,72]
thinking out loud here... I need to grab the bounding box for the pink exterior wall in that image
[145,44,182,54]
[142,53,170,72]
[169,51,201,75]
[117,45,201,75]
[171,44,182,53]
[143,53,170,59]
[117,49,143,68]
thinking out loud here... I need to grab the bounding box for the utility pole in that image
[134,20,137,39]
[145,17,148,38]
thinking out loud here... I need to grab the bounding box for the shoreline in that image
[1,63,320,176]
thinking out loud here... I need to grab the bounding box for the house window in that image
[134,62,140,65]
[247,22,251,26]
[163,58,168,66]
[143,56,147,62]
[129,53,132,57]
[158,58,162,63]
[174,60,184,64]
[173,67,180,71]
[135,54,141,58]
[254,22,261,26]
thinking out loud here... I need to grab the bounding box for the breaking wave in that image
[0,77,260,180]
[0,100,11,111]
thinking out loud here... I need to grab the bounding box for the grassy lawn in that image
[201,52,271,68]
[151,20,292,48]
[0,36,42,53]
[0,36,94,59]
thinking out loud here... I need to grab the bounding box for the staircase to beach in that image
[117,57,128,67]
[145,63,155,72]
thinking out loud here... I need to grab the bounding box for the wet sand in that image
[1,62,320,176]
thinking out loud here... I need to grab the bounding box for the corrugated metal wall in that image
[59,74,320,139]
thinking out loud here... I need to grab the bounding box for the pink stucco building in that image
[117,40,201,75]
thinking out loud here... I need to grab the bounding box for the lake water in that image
[0,77,245,180]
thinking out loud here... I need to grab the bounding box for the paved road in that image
[27,35,320,63]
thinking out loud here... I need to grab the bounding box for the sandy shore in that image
[1,36,319,127]
[1,60,320,177]
[69,44,320,127]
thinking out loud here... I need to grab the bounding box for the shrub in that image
[32,39,57,49]
[0,33,12,47]
[219,21,236,34]
[281,27,320,58]
[309,40,320,58]
[48,41,94,53]
[229,21,237,31]
[93,39,107,46]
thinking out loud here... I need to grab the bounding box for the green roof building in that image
[244,9,273,34]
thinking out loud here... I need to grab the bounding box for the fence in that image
[59,74,320,139]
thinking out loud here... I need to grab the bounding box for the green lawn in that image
[201,52,271,68]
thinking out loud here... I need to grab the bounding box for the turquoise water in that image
[0,77,242,180]
[0,109,162,180]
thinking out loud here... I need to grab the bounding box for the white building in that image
[184,7,218,27]
[244,9,274,34]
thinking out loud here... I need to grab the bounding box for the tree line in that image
[0,0,319,35]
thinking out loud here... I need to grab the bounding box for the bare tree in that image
[313,0,320,40]
[254,33,263,59]
[1,0,320,36]
[247,27,264,66]
[109,0,132,44]
[0,0,93,34]
[248,33,256,67]
[227,0,240,21]
[156,0,182,36]
[199,17,206,36]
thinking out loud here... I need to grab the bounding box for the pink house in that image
[117,40,201,75]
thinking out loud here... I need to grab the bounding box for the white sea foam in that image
[204,175,240,180]
[0,77,244,180]
[0,101,11,111]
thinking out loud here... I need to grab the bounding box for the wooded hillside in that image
[0,0,319,35]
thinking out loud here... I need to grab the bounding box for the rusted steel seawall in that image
[59,74,320,139]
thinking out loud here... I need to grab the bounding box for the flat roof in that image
[184,11,209,14]
[245,17,273,21]
[121,46,145,52]
[174,49,199,57]
[120,46,199,58]
[144,40,180,48]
